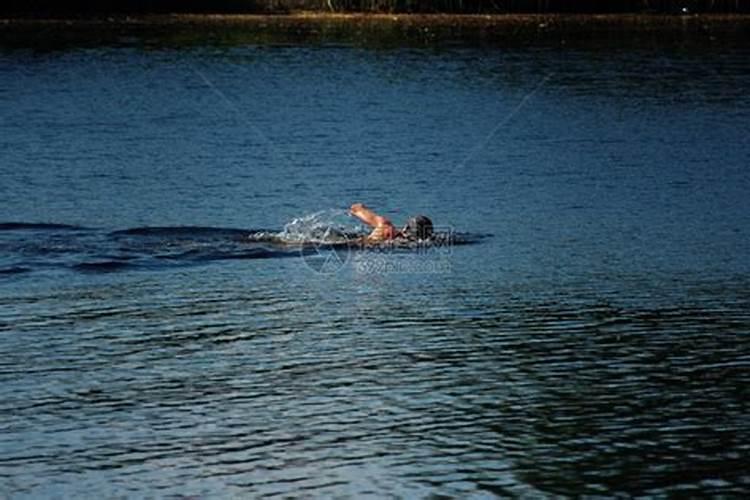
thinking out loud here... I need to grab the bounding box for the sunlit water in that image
[1,33,750,498]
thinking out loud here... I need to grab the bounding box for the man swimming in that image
[349,203,433,243]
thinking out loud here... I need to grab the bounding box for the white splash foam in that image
[250,209,365,244]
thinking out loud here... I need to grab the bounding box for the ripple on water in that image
[2,40,750,497]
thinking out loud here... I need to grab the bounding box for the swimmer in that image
[349,203,433,243]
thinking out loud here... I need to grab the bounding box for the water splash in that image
[246,209,486,247]
[251,209,365,244]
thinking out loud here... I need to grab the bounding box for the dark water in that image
[1,31,750,498]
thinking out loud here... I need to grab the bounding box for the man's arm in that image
[350,203,390,228]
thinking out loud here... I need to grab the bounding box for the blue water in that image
[1,36,750,497]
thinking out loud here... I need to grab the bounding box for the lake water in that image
[1,25,750,498]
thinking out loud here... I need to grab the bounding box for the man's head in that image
[403,215,433,240]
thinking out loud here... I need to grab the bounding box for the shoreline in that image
[4,12,750,24]
[3,13,750,47]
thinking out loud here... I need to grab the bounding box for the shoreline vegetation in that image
[2,1,750,16]
[3,13,750,32]
[4,11,750,21]
[2,9,750,48]
[2,14,750,50]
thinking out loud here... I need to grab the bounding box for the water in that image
[1,30,750,498]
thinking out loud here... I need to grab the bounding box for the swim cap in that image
[404,215,433,239]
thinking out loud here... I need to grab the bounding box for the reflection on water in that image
[1,26,750,498]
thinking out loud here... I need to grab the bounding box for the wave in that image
[0,216,486,277]
[154,246,299,262]
[72,260,134,273]
[0,266,32,275]
[0,222,85,231]
[110,226,252,238]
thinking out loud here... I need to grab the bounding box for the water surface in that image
[1,30,749,497]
